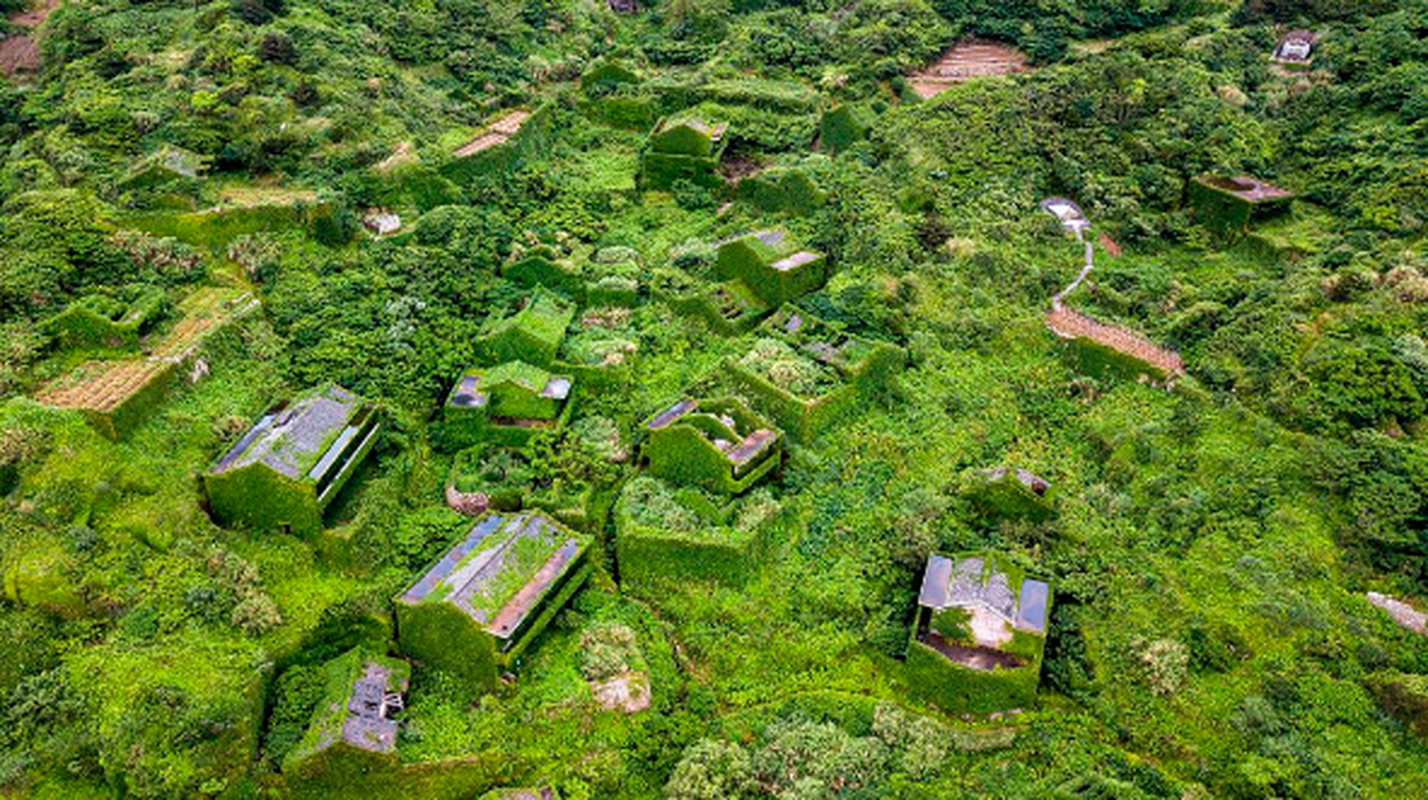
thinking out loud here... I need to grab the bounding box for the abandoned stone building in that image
[396,512,592,697]
[205,384,382,535]
[907,552,1053,713]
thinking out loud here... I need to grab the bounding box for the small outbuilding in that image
[444,361,575,448]
[715,229,830,307]
[362,208,402,236]
[479,290,576,368]
[640,115,729,190]
[40,285,169,352]
[641,396,781,495]
[1190,175,1295,232]
[502,234,585,298]
[118,144,207,190]
[907,552,1053,714]
[282,649,410,779]
[1273,30,1315,64]
[615,475,781,592]
[969,466,1053,521]
[205,385,383,535]
[728,307,905,442]
[396,511,591,697]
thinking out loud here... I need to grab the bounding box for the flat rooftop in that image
[1201,175,1294,203]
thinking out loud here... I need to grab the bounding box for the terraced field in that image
[454,110,532,157]
[909,41,1030,98]
[36,287,257,418]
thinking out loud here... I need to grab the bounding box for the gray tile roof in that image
[212,385,366,479]
[339,662,403,753]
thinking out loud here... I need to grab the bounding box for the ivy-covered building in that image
[640,115,728,190]
[1273,30,1315,64]
[502,233,584,298]
[728,307,905,442]
[479,289,577,368]
[641,396,781,495]
[40,285,169,352]
[395,511,591,696]
[907,552,1053,714]
[715,229,829,307]
[205,385,383,535]
[35,286,258,440]
[282,649,410,780]
[118,144,207,190]
[1190,175,1294,232]
[615,475,781,592]
[444,361,575,447]
[968,466,1053,521]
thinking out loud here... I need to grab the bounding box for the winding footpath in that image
[1041,200,1185,379]
[1050,227,1096,312]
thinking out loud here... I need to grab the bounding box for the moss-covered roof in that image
[721,228,803,264]
[483,290,575,350]
[283,649,410,772]
[210,384,373,480]
[398,512,587,640]
[482,361,554,393]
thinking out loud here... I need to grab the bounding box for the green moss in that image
[479,289,576,368]
[283,648,410,779]
[820,104,874,154]
[714,230,829,307]
[641,397,781,494]
[396,513,591,699]
[734,168,826,216]
[615,476,780,593]
[40,285,170,352]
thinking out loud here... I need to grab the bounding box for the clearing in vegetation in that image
[909,41,1030,98]
[0,0,55,76]
[1045,306,1185,378]
[454,110,533,158]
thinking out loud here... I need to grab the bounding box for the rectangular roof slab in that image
[726,429,776,466]
[770,250,818,272]
[449,374,488,408]
[483,537,582,640]
[918,553,954,609]
[1015,579,1050,633]
[541,376,572,400]
[648,399,698,430]
[400,514,507,604]
[755,229,787,247]
[212,386,363,479]
[1205,175,1294,203]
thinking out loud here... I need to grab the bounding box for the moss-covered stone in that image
[640,396,781,495]
[205,385,383,536]
[395,512,592,699]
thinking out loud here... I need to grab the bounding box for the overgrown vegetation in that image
[5,0,1428,797]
